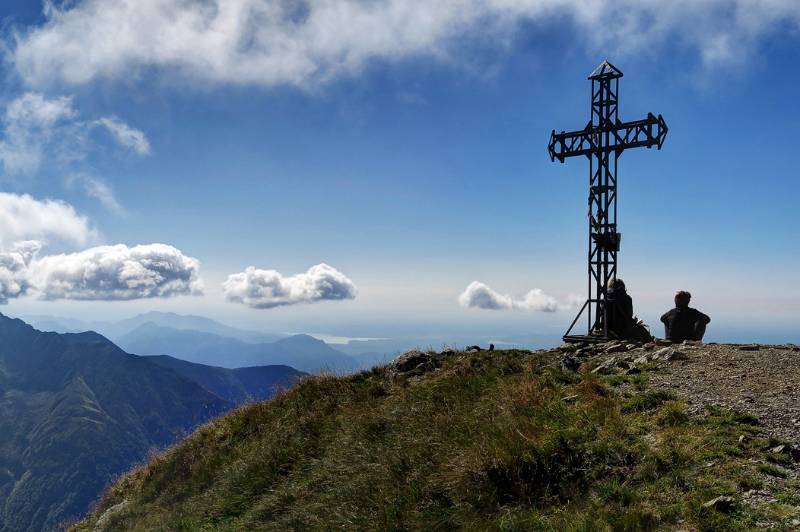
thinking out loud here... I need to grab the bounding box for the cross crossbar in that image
[548,113,668,162]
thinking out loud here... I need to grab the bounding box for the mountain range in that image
[116,322,360,373]
[26,311,287,344]
[26,311,507,372]
[0,314,304,531]
[29,312,381,373]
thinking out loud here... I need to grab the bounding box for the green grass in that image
[73,349,799,531]
[621,389,677,412]
[759,463,789,478]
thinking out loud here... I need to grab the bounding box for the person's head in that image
[608,278,626,292]
[675,290,691,308]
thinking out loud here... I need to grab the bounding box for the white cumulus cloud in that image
[0,192,201,302]
[10,0,800,90]
[0,192,95,248]
[459,280,579,312]
[28,243,202,301]
[0,241,40,303]
[223,263,357,309]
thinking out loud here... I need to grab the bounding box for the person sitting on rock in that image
[660,290,711,342]
[604,278,633,337]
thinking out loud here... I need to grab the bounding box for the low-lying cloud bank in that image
[0,242,202,303]
[458,281,580,312]
[224,263,357,309]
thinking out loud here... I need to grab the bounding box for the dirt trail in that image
[647,343,800,445]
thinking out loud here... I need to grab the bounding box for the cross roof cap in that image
[588,60,623,80]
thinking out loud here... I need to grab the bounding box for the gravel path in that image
[645,344,800,445]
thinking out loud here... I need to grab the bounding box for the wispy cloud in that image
[95,117,150,155]
[65,173,126,215]
[0,93,150,213]
[10,0,800,90]
[458,281,580,312]
[224,263,357,309]
[0,92,76,175]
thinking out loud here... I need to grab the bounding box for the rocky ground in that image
[388,342,800,527]
[650,343,800,446]
[559,340,800,446]
[559,339,800,527]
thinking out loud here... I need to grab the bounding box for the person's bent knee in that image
[693,321,707,341]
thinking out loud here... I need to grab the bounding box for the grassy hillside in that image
[75,347,799,531]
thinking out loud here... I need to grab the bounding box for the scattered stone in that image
[604,342,627,354]
[738,435,748,444]
[792,519,800,527]
[653,347,672,359]
[665,350,689,361]
[574,347,593,357]
[561,394,579,403]
[591,357,618,375]
[633,355,650,367]
[770,444,786,454]
[387,350,443,380]
[560,355,581,372]
[738,345,760,351]
[702,496,735,513]
[625,343,638,350]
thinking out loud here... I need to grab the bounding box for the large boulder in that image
[387,350,444,380]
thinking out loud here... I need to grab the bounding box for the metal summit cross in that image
[548,60,668,343]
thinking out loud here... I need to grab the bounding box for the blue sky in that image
[0,1,798,344]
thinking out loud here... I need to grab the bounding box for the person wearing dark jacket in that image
[605,278,633,337]
[660,291,710,342]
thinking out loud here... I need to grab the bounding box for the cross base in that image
[562,334,610,344]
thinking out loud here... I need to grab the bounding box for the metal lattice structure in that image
[548,60,668,343]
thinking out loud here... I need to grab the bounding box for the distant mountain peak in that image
[278,333,324,344]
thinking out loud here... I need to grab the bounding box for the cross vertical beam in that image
[548,61,668,342]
